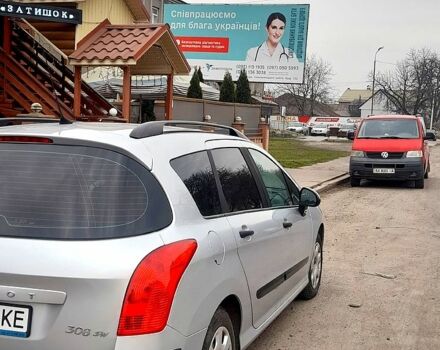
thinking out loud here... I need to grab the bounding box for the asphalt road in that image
[248,145,440,350]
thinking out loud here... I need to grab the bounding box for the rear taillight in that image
[117,239,197,336]
[0,136,53,143]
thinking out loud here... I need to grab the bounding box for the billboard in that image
[164,4,309,84]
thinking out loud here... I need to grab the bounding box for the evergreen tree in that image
[197,67,204,83]
[187,69,203,99]
[236,69,252,104]
[219,71,235,103]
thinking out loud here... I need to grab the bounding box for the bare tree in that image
[375,48,440,126]
[277,55,333,116]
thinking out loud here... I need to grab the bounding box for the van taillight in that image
[0,136,53,143]
[117,239,197,336]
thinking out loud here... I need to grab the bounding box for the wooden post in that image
[122,66,131,122]
[3,17,11,54]
[258,118,270,151]
[139,94,143,123]
[165,73,174,120]
[73,66,82,119]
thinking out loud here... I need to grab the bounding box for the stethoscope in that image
[254,44,289,62]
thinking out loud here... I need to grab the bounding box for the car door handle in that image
[283,221,293,228]
[239,229,254,238]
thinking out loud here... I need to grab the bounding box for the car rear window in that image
[0,143,172,240]
[171,151,222,217]
[211,148,263,213]
[358,119,419,139]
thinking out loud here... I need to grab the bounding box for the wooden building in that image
[0,0,189,121]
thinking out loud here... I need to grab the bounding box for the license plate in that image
[373,168,395,174]
[0,303,32,338]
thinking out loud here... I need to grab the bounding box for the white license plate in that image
[0,303,32,338]
[373,168,395,174]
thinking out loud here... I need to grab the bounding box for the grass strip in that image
[269,137,350,168]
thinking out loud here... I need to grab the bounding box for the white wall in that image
[360,92,397,117]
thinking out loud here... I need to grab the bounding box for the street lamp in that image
[370,46,384,116]
[430,79,437,130]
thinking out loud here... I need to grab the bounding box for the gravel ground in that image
[248,145,440,350]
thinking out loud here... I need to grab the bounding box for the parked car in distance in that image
[337,123,356,138]
[0,120,324,350]
[349,115,434,189]
[426,129,437,141]
[287,121,308,134]
[310,123,329,136]
[346,129,355,140]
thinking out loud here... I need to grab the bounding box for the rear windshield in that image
[358,119,419,139]
[0,143,172,240]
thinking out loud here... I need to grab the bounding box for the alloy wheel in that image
[311,241,322,289]
[209,326,232,350]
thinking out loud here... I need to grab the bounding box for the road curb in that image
[311,173,350,194]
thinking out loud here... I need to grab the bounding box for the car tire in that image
[424,161,430,179]
[415,178,424,189]
[202,307,237,350]
[350,177,361,187]
[299,234,323,300]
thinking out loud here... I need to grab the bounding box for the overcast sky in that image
[184,0,440,99]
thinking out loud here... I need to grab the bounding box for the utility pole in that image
[370,46,384,116]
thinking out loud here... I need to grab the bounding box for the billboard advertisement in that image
[164,4,309,84]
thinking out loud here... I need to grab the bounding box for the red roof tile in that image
[70,21,166,62]
[69,20,190,75]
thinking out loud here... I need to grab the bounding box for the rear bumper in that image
[350,157,424,180]
[114,326,205,350]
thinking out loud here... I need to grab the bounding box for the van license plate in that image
[373,168,395,174]
[0,303,32,338]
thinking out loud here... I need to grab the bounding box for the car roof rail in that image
[0,117,60,127]
[130,120,249,140]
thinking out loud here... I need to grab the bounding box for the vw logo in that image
[381,152,389,159]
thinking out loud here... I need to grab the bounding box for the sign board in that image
[0,1,82,24]
[164,4,309,84]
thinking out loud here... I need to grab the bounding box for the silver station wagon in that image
[0,120,324,350]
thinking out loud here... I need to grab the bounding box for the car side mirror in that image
[298,187,321,216]
[424,131,436,141]
[347,130,355,140]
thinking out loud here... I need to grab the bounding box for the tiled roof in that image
[274,93,340,117]
[70,20,164,62]
[338,88,372,103]
[69,19,190,75]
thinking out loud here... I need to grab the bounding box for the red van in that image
[349,115,435,189]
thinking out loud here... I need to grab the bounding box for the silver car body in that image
[0,122,323,350]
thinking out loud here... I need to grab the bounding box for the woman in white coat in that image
[246,12,297,63]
